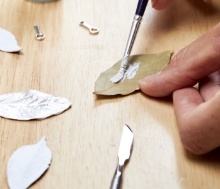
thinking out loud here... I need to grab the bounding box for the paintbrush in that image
[110,0,149,83]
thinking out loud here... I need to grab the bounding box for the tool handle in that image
[110,174,122,189]
[135,0,149,16]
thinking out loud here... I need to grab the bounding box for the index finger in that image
[152,0,211,10]
[152,0,172,10]
[139,23,220,97]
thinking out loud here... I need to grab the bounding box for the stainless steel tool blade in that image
[110,124,134,189]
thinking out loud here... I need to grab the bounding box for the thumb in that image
[139,23,220,97]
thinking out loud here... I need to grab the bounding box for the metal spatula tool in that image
[110,124,134,189]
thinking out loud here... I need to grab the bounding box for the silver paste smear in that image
[124,62,140,80]
[110,62,140,83]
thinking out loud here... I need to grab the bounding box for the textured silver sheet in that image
[0,90,72,120]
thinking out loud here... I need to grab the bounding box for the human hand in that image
[151,0,212,10]
[139,23,220,155]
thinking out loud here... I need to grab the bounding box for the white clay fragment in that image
[0,90,72,120]
[0,28,22,52]
[7,137,52,189]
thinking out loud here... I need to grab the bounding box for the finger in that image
[139,23,220,97]
[151,0,211,10]
[173,88,220,154]
[199,70,220,101]
[151,0,172,10]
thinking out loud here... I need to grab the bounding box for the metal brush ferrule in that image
[123,15,142,59]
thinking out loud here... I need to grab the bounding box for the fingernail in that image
[151,0,157,7]
[138,78,147,85]
[139,71,161,85]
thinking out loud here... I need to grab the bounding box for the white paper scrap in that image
[7,137,52,189]
[0,28,22,52]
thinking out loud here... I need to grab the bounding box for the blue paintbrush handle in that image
[135,0,149,16]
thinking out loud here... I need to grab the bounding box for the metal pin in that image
[79,21,99,34]
[33,25,45,41]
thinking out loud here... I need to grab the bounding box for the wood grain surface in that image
[0,0,220,188]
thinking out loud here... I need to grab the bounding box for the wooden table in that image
[1,0,220,188]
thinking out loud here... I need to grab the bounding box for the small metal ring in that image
[35,33,45,41]
[89,27,99,34]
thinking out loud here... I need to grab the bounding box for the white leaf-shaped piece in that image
[0,28,22,52]
[0,90,72,120]
[7,137,52,189]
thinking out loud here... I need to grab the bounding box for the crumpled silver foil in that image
[0,90,72,120]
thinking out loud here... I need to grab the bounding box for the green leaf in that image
[94,51,173,96]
